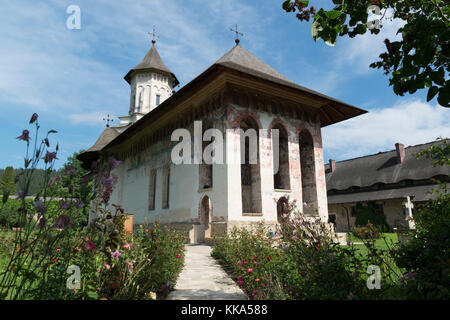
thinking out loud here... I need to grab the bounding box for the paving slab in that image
[167,244,248,300]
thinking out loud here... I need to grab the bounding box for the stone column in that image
[259,129,276,220]
[287,133,303,208]
[312,122,329,222]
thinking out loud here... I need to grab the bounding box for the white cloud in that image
[322,99,450,161]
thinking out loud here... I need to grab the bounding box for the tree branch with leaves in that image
[282,0,449,107]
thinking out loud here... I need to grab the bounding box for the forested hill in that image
[0,168,58,196]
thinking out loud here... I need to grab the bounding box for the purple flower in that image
[53,215,72,229]
[59,200,71,210]
[74,199,85,209]
[82,175,89,186]
[347,292,354,300]
[29,113,39,124]
[101,176,114,188]
[34,200,47,214]
[49,176,61,186]
[111,250,121,260]
[43,151,58,163]
[407,272,416,280]
[16,130,30,143]
[16,190,25,200]
[108,156,120,170]
[161,281,169,291]
[37,215,46,229]
[65,165,75,176]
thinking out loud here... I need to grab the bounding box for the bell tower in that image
[119,34,179,127]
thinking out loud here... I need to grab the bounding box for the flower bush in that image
[212,223,286,299]
[0,114,185,300]
[212,200,403,300]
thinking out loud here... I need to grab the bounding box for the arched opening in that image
[199,121,213,189]
[299,130,318,215]
[198,196,212,243]
[240,117,262,214]
[277,197,289,223]
[272,124,290,190]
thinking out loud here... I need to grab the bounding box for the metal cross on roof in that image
[149,25,159,44]
[230,24,243,45]
[103,114,114,127]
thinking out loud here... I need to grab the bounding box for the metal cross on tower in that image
[148,25,159,44]
[103,114,114,127]
[229,24,243,45]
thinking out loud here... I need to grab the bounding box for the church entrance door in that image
[198,196,211,243]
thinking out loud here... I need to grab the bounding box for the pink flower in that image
[238,280,244,286]
[237,275,243,281]
[16,130,30,142]
[111,250,121,260]
[103,262,110,270]
[255,278,260,282]
[29,113,39,124]
[176,254,181,259]
[237,260,242,265]
[247,268,253,273]
[82,241,95,252]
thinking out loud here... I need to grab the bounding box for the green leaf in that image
[282,0,291,11]
[325,10,341,20]
[2,191,9,204]
[427,86,439,102]
[437,88,450,108]
[430,67,445,86]
[355,23,367,35]
[311,20,322,41]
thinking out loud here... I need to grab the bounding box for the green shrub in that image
[393,185,450,300]
[354,203,391,232]
[352,223,382,240]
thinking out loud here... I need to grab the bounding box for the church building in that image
[78,38,367,243]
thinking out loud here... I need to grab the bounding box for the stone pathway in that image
[167,244,248,300]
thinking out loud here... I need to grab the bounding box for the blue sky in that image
[1,0,449,169]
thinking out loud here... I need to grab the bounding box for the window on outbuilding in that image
[156,94,161,106]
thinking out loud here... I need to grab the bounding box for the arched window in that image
[240,117,262,214]
[272,124,290,190]
[199,121,213,189]
[299,130,318,215]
